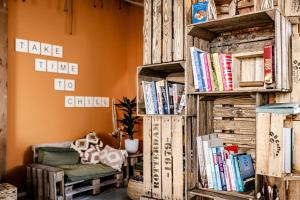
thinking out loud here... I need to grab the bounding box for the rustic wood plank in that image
[49,172,57,200]
[144,0,152,65]
[291,34,300,102]
[213,106,256,118]
[37,168,43,200]
[285,0,300,17]
[26,166,32,197]
[43,171,49,200]
[214,96,256,105]
[185,35,195,93]
[172,116,184,200]
[161,116,172,200]
[213,119,256,134]
[0,5,7,182]
[281,15,288,90]
[152,116,162,199]
[217,133,256,148]
[143,116,152,197]
[162,0,172,62]
[287,181,300,199]
[293,121,300,173]
[173,0,184,61]
[152,0,162,64]
[32,168,37,200]
[275,10,282,90]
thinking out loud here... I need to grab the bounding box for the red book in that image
[224,145,238,159]
[264,45,275,84]
[219,54,233,91]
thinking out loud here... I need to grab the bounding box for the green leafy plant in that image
[115,97,140,140]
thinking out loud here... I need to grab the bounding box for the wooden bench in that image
[26,141,124,200]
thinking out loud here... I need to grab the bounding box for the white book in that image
[191,47,200,90]
[283,128,292,173]
[142,81,155,114]
[202,138,214,189]
[227,158,236,191]
[197,136,209,188]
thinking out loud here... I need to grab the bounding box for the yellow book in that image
[211,53,223,91]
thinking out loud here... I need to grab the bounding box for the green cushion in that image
[38,147,80,166]
[135,161,143,171]
[57,164,118,182]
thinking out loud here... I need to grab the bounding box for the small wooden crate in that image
[143,116,184,200]
[0,183,17,200]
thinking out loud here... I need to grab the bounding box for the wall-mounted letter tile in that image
[54,78,65,91]
[28,41,41,54]
[94,97,102,107]
[52,45,63,58]
[75,96,85,107]
[16,38,28,53]
[65,79,75,91]
[41,43,52,56]
[47,60,58,73]
[35,58,47,72]
[68,63,79,75]
[58,62,68,74]
[65,96,75,107]
[85,97,94,107]
[102,97,110,107]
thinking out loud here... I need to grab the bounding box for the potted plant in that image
[115,97,140,153]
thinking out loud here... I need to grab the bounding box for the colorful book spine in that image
[166,81,174,114]
[209,54,219,91]
[191,47,200,90]
[219,54,233,91]
[212,53,224,91]
[226,159,234,191]
[264,45,275,84]
[229,154,238,191]
[216,147,227,191]
[212,147,222,190]
[208,148,218,190]
[233,155,244,192]
[156,81,163,114]
[221,147,231,191]
[203,53,212,92]
[150,81,158,114]
[198,51,207,92]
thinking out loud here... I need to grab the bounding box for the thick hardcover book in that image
[212,53,224,91]
[264,45,275,84]
[256,103,300,114]
[219,54,233,91]
[192,2,209,24]
[212,147,222,190]
[203,53,212,92]
[166,81,174,114]
[216,147,227,191]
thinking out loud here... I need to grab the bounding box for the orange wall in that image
[7,0,143,190]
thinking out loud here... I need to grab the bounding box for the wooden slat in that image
[161,116,172,200]
[143,116,152,197]
[162,0,172,62]
[152,0,162,64]
[213,119,256,134]
[214,96,256,105]
[151,116,162,199]
[281,15,287,90]
[0,5,7,182]
[275,10,282,89]
[291,34,300,103]
[26,166,32,197]
[37,168,43,200]
[173,0,184,61]
[32,168,37,200]
[172,116,184,200]
[217,133,256,148]
[143,0,152,65]
[287,181,300,199]
[49,171,57,200]
[43,171,49,200]
[213,106,256,118]
[293,121,300,173]
[285,0,300,17]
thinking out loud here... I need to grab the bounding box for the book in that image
[229,154,238,191]
[142,81,158,114]
[208,147,218,190]
[197,136,210,188]
[165,81,174,114]
[233,154,244,192]
[173,83,184,115]
[192,2,209,24]
[219,54,233,91]
[203,53,212,92]
[178,94,186,114]
[211,147,222,190]
[156,80,169,114]
[283,128,292,173]
[190,47,202,90]
[211,53,224,91]
[205,53,217,91]
[264,45,275,84]
[216,147,227,191]
[256,103,300,114]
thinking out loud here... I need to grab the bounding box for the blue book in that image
[216,147,227,191]
[192,49,204,92]
[198,52,208,92]
[212,148,222,190]
[233,155,244,192]
[150,81,158,114]
[237,154,255,191]
[192,2,209,24]
[208,148,218,190]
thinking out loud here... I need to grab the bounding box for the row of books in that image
[197,134,255,192]
[191,47,233,92]
[142,80,185,115]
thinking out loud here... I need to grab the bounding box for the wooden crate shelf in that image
[187,88,289,96]
[189,188,255,200]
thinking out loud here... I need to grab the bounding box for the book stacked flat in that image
[142,80,185,115]
[196,134,255,192]
[191,47,233,92]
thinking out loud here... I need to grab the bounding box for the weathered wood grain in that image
[162,0,172,63]
[293,121,300,173]
[217,133,256,148]
[152,0,162,64]
[143,117,152,197]
[275,10,282,90]
[291,34,300,103]
[151,116,162,199]
[143,0,152,65]
[0,6,7,182]
[173,0,184,61]
[161,116,172,200]
[172,116,184,200]
[214,119,256,134]
[285,0,300,17]
[213,106,256,118]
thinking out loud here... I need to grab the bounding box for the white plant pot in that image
[125,139,139,154]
